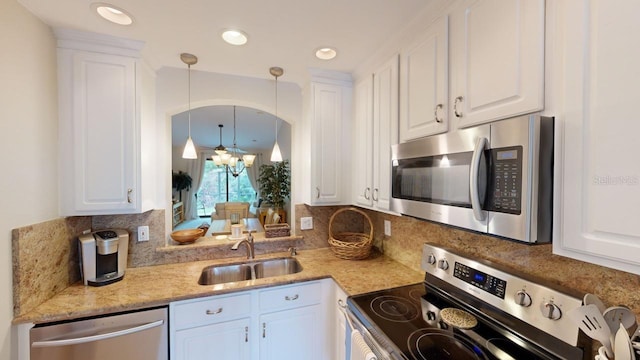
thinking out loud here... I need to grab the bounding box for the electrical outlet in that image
[300,217,313,230]
[138,225,150,242]
[384,220,391,236]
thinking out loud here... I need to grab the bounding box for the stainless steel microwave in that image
[390,115,554,243]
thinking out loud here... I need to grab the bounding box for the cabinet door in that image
[334,285,349,360]
[173,318,251,360]
[259,305,321,360]
[554,0,640,275]
[72,51,137,211]
[311,83,344,204]
[372,55,399,210]
[400,15,449,141]
[451,0,544,128]
[353,77,374,207]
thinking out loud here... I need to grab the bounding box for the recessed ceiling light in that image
[221,30,248,46]
[92,3,133,25]
[315,47,337,60]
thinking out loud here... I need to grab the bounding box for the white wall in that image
[156,67,302,236]
[0,0,59,358]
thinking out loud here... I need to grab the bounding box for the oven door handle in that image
[470,137,487,222]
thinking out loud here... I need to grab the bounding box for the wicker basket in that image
[264,223,290,238]
[328,207,373,260]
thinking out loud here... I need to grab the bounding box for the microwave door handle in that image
[470,137,487,221]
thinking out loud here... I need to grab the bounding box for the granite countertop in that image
[13,248,423,325]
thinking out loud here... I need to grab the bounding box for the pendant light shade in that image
[270,67,284,162]
[182,137,197,159]
[270,142,283,162]
[181,53,198,159]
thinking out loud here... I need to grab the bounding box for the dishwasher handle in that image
[31,320,164,348]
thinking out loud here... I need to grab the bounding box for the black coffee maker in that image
[78,229,129,286]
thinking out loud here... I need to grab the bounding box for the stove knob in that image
[541,301,562,320]
[514,290,532,307]
[437,259,449,271]
[427,253,437,265]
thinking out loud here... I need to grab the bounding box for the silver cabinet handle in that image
[454,96,463,118]
[470,137,487,222]
[285,294,299,301]
[372,188,379,202]
[262,322,266,338]
[315,187,320,199]
[245,326,248,342]
[364,187,370,200]
[31,320,164,347]
[206,308,223,315]
[434,103,444,123]
[127,188,133,203]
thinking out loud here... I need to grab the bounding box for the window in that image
[196,160,256,217]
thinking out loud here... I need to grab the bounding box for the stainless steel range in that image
[346,244,594,360]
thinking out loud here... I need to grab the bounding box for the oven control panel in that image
[453,262,506,299]
[421,243,584,347]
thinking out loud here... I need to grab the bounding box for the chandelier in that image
[211,106,256,177]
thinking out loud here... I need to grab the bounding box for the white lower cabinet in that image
[174,318,251,360]
[334,285,349,360]
[170,279,334,360]
[259,305,321,360]
[170,292,253,360]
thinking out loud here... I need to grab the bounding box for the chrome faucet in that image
[231,230,255,259]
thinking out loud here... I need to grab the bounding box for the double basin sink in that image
[198,257,302,285]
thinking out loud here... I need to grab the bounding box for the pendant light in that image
[181,53,198,159]
[270,67,283,162]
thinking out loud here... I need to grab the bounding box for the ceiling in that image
[171,105,284,152]
[18,0,432,86]
[19,0,434,154]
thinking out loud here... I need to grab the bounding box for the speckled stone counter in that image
[13,248,423,324]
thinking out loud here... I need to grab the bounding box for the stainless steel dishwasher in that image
[30,307,168,360]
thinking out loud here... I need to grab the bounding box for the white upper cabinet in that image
[400,15,449,141]
[353,77,374,207]
[450,0,545,128]
[305,72,352,205]
[352,55,398,211]
[372,56,399,211]
[554,0,640,275]
[56,29,156,215]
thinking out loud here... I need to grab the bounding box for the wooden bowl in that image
[170,228,205,244]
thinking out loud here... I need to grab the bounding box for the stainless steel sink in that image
[198,258,302,285]
[254,258,303,279]
[198,264,253,285]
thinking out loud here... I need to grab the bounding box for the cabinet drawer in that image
[172,292,251,330]
[259,282,321,312]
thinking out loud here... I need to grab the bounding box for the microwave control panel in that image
[487,146,522,214]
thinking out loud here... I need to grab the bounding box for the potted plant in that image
[258,160,291,211]
[172,171,192,201]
